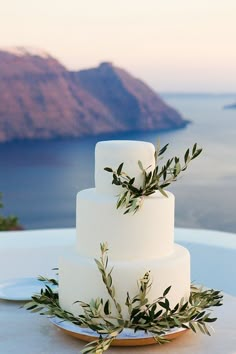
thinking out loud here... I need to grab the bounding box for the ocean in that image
[0,93,236,233]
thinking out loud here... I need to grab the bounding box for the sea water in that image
[0,94,235,233]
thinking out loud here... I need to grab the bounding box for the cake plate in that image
[49,316,187,346]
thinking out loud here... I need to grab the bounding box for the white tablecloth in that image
[0,228,236,353]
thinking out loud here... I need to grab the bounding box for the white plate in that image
[0,277,57,301]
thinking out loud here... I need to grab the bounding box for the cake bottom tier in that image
[59,244,190,319]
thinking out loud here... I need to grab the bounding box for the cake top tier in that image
[95,140,155,195]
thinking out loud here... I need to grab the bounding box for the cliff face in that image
[76,62,186,131]
[0,48,187,143]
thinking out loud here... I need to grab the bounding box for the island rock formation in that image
[224,103,236,109]
[0,47,188,142]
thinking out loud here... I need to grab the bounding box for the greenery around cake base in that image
[25,243,223,354]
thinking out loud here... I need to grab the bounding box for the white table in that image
[0,228,236,353]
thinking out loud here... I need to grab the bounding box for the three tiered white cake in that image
[59,140,190,319]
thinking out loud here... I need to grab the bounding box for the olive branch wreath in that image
[25,243,223,354]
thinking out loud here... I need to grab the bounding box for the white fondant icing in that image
[59,139,191,320]
[59,244,190,320]
[95,141,155,195]
[76,189,174,260]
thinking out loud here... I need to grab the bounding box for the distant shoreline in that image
[0,122,190,145]
[223,103,236,110]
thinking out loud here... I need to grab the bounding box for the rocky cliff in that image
[0,47,188,142]
[75,62,186,131]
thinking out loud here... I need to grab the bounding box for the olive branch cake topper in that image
[104,141,202,214]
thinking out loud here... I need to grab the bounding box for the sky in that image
[0,0,236,92]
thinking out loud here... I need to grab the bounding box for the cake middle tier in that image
[59,244,190,320]
[76,189,174,260]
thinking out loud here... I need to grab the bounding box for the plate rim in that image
[0,277,57,301]
[49,315,187,346]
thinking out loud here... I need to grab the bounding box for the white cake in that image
[59,140,190,319]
